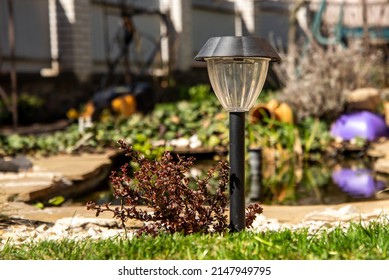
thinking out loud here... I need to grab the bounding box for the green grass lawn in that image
[1,221,388,260]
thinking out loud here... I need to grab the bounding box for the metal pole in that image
[229,111,245,232]
[248,147,262,202]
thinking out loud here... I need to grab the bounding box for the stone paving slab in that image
[368,140,389,175]
[261,199,389,224]
[30,152,115,180]
[5,199,389,226]
[0,151,115,203]
[1,199,388,247]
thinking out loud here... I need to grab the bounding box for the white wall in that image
[192,8,236,55]
[0,0,290,77]
[0,0,51,72]
[254,0,289,48]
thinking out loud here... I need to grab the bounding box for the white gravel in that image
[1,205,388,249]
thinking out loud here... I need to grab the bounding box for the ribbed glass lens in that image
[206,57,269,112]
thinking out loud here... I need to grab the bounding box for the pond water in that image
[75,151,389,206]
[248,158,388,206]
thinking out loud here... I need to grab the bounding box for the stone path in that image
[0,216,132,247]
[369,140,389,175]
[1,199,388,249]
[1,152,115,203]
[1,140,389,248]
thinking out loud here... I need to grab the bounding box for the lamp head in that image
[195,36,280,112]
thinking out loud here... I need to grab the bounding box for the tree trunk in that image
[361,0,370,51]
[7,0,18,128]
[287,0,305,79]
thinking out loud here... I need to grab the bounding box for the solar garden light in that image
[194,36,280,231]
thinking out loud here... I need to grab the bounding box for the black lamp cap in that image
[194,36,280,62]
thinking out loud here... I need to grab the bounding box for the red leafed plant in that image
[87,140,263,235]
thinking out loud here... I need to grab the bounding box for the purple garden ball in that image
[330,111,389,141]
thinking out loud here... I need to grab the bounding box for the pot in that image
[249,99,293,125]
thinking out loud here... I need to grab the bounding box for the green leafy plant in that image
[34,195,66,209]
[188,84,215,102]
[247,114,331,161]
[0,84,331,161]
[87,140,263,236]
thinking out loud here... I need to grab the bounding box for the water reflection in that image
[248,157,388,205]
[190,156,388,205]
[332,168,385,198]
[75,155,389,206]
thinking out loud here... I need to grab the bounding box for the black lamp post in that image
[195,36,280,232]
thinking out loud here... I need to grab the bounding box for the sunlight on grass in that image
[1,221,388,260]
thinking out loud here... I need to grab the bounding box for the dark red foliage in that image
[245,203,263,228]
[87,140,263,236]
